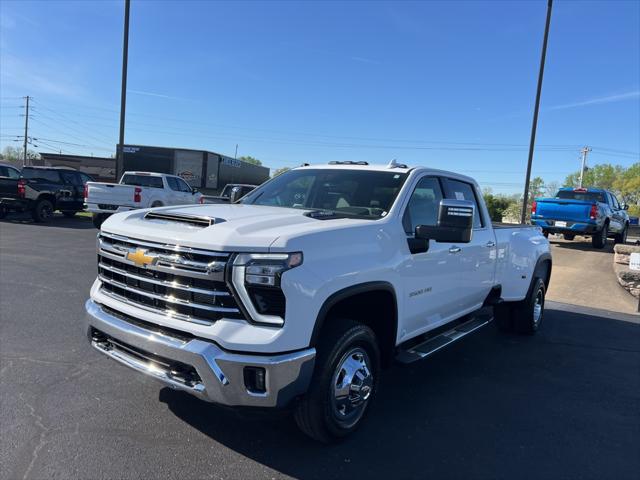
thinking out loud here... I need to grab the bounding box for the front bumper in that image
[85,299,315,408]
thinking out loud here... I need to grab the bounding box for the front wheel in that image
[592,224,608,249]
[31,199,54,222]
[0,206,7,219]
[563,234,575,241]
[294,319,380,443]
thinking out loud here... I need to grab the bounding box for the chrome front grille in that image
[97,232,243,325]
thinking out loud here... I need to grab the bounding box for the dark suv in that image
[0,165,94,222]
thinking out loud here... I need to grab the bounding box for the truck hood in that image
[101,203,370,251]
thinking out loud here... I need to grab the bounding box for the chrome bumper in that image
[85,299,315,408]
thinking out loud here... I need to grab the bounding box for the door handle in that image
[485,241,496,248]
[449,246,461,254]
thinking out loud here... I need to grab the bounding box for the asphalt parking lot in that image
[1,214,639,480]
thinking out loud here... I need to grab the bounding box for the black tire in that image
[563,234,575,241]
[62,211,76,218]
[543,231,549,238]
[512,278,546,335]
[592,223,608,249]
[150,201,164,208]
[495,277,546,335]
[31,199,54,222]
[614,225,628,245]
[0,206,7,219]
[92,213,108,229]
[294,319,380,443]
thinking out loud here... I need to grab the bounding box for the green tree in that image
[483,190,519,222]
[271,167,290,178]
[238,156,262,166]
[529,176,545,200]
[613,162,640,206]
[563,163,625,191]
[1,146,39,166]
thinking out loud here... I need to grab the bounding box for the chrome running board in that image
[396,313,492,364]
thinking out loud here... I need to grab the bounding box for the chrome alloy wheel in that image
[331,347,373,427]
[533,288,544,327]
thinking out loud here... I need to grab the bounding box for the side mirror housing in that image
[415,199,474,243]
[191,188,198,195]
[229,186,242,204]
[622,203,629,210]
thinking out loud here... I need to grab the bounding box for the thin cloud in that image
[128,89,190,101]
[547,91,640,111]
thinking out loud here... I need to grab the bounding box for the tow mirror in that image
[229,186,242,204]
[621,203,629,210]
[415,199,474,243]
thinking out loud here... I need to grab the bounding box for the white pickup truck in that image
[85,162,551,442]
[85,171,203,228]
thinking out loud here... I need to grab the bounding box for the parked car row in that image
[0,163,259,226]
[0,163,92,221]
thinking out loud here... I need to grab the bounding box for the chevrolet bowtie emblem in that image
[126,248,156,267]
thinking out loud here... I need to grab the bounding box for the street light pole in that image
[116,0,131,181]
[521,0,553,224]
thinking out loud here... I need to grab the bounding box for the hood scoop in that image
[144,211,223,228]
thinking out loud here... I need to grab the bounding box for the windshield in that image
[556,190,605,202]
[241,168,408,219]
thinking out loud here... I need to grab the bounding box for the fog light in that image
[243,366,266,394]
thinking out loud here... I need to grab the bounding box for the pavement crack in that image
[19,393,50,480]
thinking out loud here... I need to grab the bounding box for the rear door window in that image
[442,178,483,228]
[166,177,181,191]
[175,177,192,192]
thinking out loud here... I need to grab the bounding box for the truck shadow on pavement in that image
[159,305,640,480]
[1,213,95,229]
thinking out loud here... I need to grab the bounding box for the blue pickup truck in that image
[531,187,630,249]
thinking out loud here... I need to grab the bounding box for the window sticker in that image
[454,191,465,200]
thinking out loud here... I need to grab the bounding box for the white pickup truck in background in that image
[85,171,203,228]
[85,162,551,442]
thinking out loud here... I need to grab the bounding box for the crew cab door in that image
[441,177,496,310]
[607,192,625,233]
[400,175,467,336]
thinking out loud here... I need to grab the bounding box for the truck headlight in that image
[231,253,303,326]
[234,252,303,287]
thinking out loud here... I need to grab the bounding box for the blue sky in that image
[1,0,638,193]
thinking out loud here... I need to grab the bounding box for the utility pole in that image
[116,0,131,180]
[521,0,553,224]
[23,95,30,166]
[579,146,591,187]
[234,144,238,159]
